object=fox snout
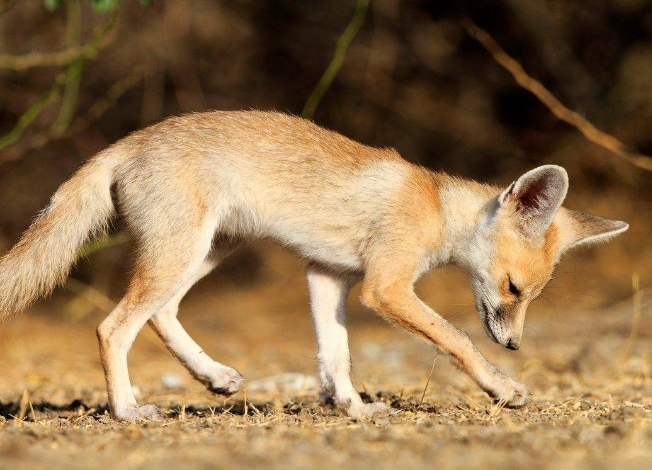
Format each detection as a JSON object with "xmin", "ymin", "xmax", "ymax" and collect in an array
[{"xmin": 479, "ymin": 301, "xmax": 522, "ymax": 351}]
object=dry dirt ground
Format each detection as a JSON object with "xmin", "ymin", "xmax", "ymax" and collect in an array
[{"xmin": 1, "ymin": 244, "xmax": 651, "ymax": 470}]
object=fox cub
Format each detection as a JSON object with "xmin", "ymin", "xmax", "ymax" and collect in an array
[{"xmin": 0, "ymin": 111, "xmax": 627, "ymax": 420}]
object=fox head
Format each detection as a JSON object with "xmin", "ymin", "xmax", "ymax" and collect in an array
[{"xmin": 466, "ymin": 165, "xmax": 628, "ymax": 350}]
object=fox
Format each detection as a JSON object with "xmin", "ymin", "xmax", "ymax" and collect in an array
[{"xmin": 0, "ymin": 110, "xmax": 628, "ymax": 420}]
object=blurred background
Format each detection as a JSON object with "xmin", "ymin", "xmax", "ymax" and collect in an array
[
  {"xmin": 2, "ymin": 1, "xmax": 652, "ymax": 468},
  {"xmin": 1, "ymin": 0, "xmax": 650, "ymax": 317},
  {"xmin": 0, "ymin": 0, "xmax": 651, "ymax": 355}
]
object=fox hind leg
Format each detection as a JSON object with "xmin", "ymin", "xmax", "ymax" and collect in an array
[
  {"xmin": 148, "ymin": 245, "xmax": 243, "ymax": 396},
  {"xmin": 96, "ymin": 225, "xmax": 216, "ymax": 421}
]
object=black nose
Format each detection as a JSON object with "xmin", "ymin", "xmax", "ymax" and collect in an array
[{"xmin": 506, "ymin": 340, "xmax": 519, "ymax": 350}]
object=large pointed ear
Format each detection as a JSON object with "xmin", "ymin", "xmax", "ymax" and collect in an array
[
  {"xmin": 558, "ymin": 208, "xmax": 629, "ymax": 250},
  {"xmin": 498, "ymin": 165, "xmax": 569, "ymax": 239}
]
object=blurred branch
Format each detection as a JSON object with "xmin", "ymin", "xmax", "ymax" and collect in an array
[
  {"xmin": 80, "ymin": 231, "xmax": 131, "ymax": 257},
  {"xmin": 64, "ymin": 277, "xmax": 116, "ymax": 313},
  {"xmin": 0, "ymin": 73, "xmax": 67, "ymax": 150},
  {"xmin": 0, "ymin": 0, "xmax": 18, "ymax": 16},
  {"xmin": 73, "ymin": 0, "xmax": 369, "ymax": 256},
  {"xmin": 0, "ymin": 46, "xmax": 85, "ymax": 70},
  {"xmin": 461, "ymin": 18, "xmax": 652, "ymax": 173},
  {"xmin": 6, "ymin": 0, "xmax": 363, "ymax": 259},
  {"xmin": 0, "ymin": 6, "xmax": 120, "ymax": 152},
  {"xmin": 68, "ymin": 63, "xmax": 149, "ymax": 135},
  {"xmin": 503, "ymin": 0, "xmax": 597, "ymax": 110},
  {"xmin": 0, "ymin": 63, "xmax": 149, "ymax": 163},
  {"xmin": 0, "ymin": 6, "xmax": 118, "ymax": 71},
  {"xmin": 301, "ymin": 0, "xmax": 369, "ymax": 118},
  {"xmin": 140, "ymin": 64, "xmax": 164, "ymax": 125},
  {"xmin": 52, "ymin": 0, "xmax": 83, "ymax": 135}
]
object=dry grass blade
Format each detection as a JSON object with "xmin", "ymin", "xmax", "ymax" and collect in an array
[
  {"xmin": 419, "ymin": 356, "xmax": 437, "ymax": 408},
  {"xmin": 461, "ymin": 394, "xmax": 482, "ymax": 412},
  {"xmin": 461, "ymin": 18, "xmax": 652, "ymax": 173},
  {"xmin": 180, "ymin": 400, "xmax": 187, "ymax": 421},
  {"xmin": 488, "ymin": 398, "xmax": 508, "ymax": 418},
  {"xmin": 17, "ymin": 389, "xmax": 29, "ymax": 422},
  {"xmin": 249, "ymin": 401, "xmax": 261, "ymax": 416},
  {"xmin": 29, "ymin": 401, "xmax": 37, "ymax": 424}
]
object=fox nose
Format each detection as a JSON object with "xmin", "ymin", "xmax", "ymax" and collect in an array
[{"xmin": 506, "ymin": 339, "xmax": 519, "ymax": 350}]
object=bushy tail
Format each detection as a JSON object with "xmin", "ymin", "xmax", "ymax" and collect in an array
[{"xmin": 0, "ymin": 151, "xmax": 118, "ymax": 318}]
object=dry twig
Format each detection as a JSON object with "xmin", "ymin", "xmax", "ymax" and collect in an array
[
  {"xmin": 461, "ymin": 18, "xmax": 652, "ymax": 173},
  {"xmin": 419, "ymin": 357, "xmax": 437, "ymax": 408}
]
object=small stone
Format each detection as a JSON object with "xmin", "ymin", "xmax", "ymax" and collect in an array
[
  {"xmin": 161, "ymin": 373, "xmax": 185, "ymax": 390},
  {"xmin": 248, "ymin": 373, "xmax": 319, "ymax": 393}
]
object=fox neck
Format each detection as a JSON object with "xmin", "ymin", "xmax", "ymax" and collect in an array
[{"xmin": 435, "ymin": 175, "xmax": 499, "ymax": 272}]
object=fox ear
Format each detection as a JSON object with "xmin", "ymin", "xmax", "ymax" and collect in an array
[
  {"xmin": 558, "ymin": 208, "xmax": 629, "ymax": 250},
  {"xmin": 498, "ymin": 165, "xmax": 569, "ymax": 239}
]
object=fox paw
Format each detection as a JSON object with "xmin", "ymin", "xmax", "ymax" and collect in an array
[
  {"xmin": 204, "ymin": 366, "xmax": 243, "ymax": 396},
  {"xmin": 486, "ymin": 375, "xmax": 531, "ymax": 408},
  {"xmin": 345, "ymin": 400, "xmax": 393, "ymax": 420},
  {"xmin": 113, "ymin": 404, "xmax": 165, "ymax": 421}
]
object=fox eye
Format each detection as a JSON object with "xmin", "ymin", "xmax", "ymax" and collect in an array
[{"xmin": 508, "ymin": 277, "xmax": 521, "ymax": 297}]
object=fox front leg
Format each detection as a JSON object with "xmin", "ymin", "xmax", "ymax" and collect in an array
[
  {"xmin": 306, "ymin": 264, "xmax": 391, "ymax": 419},
  {"xmin": 361, "ymin": 260, "xmax": 531, "ymax": 407}
]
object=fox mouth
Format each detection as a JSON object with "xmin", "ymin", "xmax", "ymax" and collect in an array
[{"xmin": 480, "ymin": 300, "xmax": 500, "ymax": 344}]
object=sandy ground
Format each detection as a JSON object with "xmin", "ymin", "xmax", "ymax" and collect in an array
[{"xmin": 1, "ymin": 244, "xmax": 651, "ymax": 470}]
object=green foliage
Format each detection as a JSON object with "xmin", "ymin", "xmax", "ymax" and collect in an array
[
  {"xmin": 301, "ymin": 0, "xmax": 369, "ymax": 118},
  {"xmin": 44, "ymin": 0, "xmax": 151, "ymax": 12},
  {"xmin": 44, "ymin": 0, "xmax": 59, "ymax": 11},
  {"xmin": 89, "ymin": 0, "xmax": 119, "ymax": 11}
]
